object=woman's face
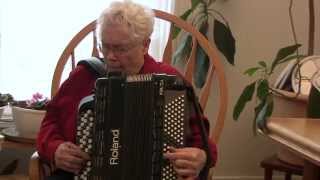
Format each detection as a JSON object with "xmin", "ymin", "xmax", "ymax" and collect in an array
[{"xmin": 99, "ymin": 24, "xmax": 150, "ymax": 74}]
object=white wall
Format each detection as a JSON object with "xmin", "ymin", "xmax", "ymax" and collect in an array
[
  {"xmin": 176, "ymin": 0, "xmax": 320, "ymax": 179},
  {"xmin": 0, "ymin": 0, "xmax": 173, "ymax": 100}
]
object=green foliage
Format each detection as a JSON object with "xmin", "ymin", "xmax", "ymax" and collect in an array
[
  {"xmin": 173, "ymin": 35, "xmax": 193, "ymax": 65},
  {"xmin": 214, "ymin": 19, "xmax": 235, "ymax": 65},
  {"xmin": 194, "ymin": 21, "xmax": 210, "ymax": 88},
  {"xmin": 233, "ymin": 82, "xmax": 256, "ymax": 121},
  {"xmin": 0, "ymin": 93, "xmax": 14, "ymax": 107},
  {"xmin": 233, "ymin": 44, "xmax": 303, "ymax": 131},
  {"xmin": 270, "ymin": 44, "xmax": 302, "ymax": 73},
  {"xmin": 194, "ymin": 45, "xmax": 210, "ymax": 88},
  {"xmin": 172, "ymin": 0, "xmax": 236, "ymax": 88}
]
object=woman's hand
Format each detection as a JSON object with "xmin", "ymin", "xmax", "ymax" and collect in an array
[
  {"xmin": 164, "ymin": 147, "xmax": 206, "ymax": 179},
  {"xmin": 54, "ymin": 142, "xmax": 90, "ymax": 174}
]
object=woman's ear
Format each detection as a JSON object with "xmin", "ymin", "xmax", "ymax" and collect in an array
[{"xmin": 143, "ymin": 38, "xmax": 151, "ymax": 54}]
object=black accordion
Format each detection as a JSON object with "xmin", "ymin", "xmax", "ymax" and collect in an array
[{"xmin": 75, "ymin": 73, "xmax": 191, "ymax": 180}]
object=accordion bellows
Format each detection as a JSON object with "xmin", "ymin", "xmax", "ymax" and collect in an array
[{"xmin": 75, "ymin": 73, "xmax": 190, "ymax": 180}]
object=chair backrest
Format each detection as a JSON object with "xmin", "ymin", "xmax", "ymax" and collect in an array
[{"xmin": 52, "ymin": 9, "xmax": 227, "ymax": 149}]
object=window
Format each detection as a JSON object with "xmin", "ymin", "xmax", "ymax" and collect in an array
[{"xmin": 0, "ymin": 0, "xmax": 174, "ymax": 99}]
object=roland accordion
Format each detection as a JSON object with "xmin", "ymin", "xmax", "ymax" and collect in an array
[{"xmin": 75, "ymin": 73, "xmax": 191, "ymax": 180}]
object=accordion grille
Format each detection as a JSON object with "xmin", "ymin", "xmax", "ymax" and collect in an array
[
  {"xmin": 75, "ymin": 74, "xmax": 188, "ymax": 180},
  {"xmin": 162, "ymin": 94, "xmax": 185, "ymax": 179}
]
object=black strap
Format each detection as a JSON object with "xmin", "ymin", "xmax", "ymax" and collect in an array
[
  {"xmin": 185, "ymin": 85, "xmax": 212, "ymax": 180},
  {"xmin": 77, "ymin": 57, "xmax": 106, "ymax": 78}
]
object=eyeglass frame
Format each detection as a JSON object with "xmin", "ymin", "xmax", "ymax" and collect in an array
[{"xmin": 99, "ymin": 40, "xmax": 143, "ymax": 56}]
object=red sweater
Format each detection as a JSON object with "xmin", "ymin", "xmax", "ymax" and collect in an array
[{"xmin": 37, "ymin": 54, "xmax": 217, "ymax": 167}]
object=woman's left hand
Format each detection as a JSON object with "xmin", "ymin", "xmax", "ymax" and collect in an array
[{"xmin": 163, "ymin": 147, "xmax": 206, "ymax": 179}]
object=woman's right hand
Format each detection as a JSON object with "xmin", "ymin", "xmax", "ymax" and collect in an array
[{"xmin": 54, "ymin": 142, "xmax": 90, "ymax": 174}]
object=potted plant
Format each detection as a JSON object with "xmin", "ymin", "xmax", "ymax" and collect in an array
[
  {"xmin": 11, "ymin": 93, "xmax": 49, "ymax": 139},
  {"xmin": 233, "ymin": 0, "xmax": 317, "ymax": 131},
  {"xmin": 233, "ymin": 44, "xmax": 304, "ymax": 131},
  {"xmin": 0, "ymin": 93, "xmax": 14, "ymax": 118},
  {"xmin": 233, "ymin": 0, "xmax": 318, "ymax": 166}
]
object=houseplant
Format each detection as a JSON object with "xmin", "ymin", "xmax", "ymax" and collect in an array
[
  {"xmin": 0, "ymin": 93, "xmax": 14, "ymax": 118},
  {"xmin": 233, "ymin": 0, "xmax": 317, "ymax": 132},
  {"xmin": 233, "ymin": 44, "xmax": 304, "ymax": 131},
  {"xmin": 233, "ymin": 0, "xmax": 318, "ymax": 166},
  {"xmin": 12, "ymin": 93, "xmax": 49, "ymax": 139}
]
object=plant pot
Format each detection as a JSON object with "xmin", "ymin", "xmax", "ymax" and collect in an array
[
  {"xmin": 307, "ymin": 77, "xmax": 320, "ymax": 118},
  {"xmin": 12, "ymin": 106, "xmax": 45, "ymax": 139},
  {"xmin": 273, "ymin": 89, "xmax": 308, "ymax": 118}
]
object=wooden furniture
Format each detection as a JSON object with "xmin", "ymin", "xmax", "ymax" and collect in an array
[
  {"xmin": 29, "ymin": 9, "xmax": 228, "ymax": 180},
  {"xmin": 0, "ymin": 131, "xmax": 35, "ymax": 180},
  {"xmin": 260, "ymin": 155, "xmax": 303, "ymax": 180},
  {"xmin": 265, "ymin": 117, "xmax": 320, "ymax": 180},
  {"xmin": 0, "ymin": 128, "xmax": 35, "ymax": 149},
  {"xmin": 260, "ymin": 90, "xmax": 308, "ymax": 180}
]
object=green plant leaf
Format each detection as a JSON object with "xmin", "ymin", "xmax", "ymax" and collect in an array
[
  {"xmin": 194, "ymin": 21, "xmax": 209, "ymax": 88},
  {"xmin": 194, "ymin": 46, "xmax": 210, "ymax": 88},
  {"xmin": 244, "ymin": 67, "xmax": 260, "ymax": 76},
  {"xmin": 172, "ymin": 9, "xmax": 193, "ymax": 39},
  {"xmin": 257, "ymin": 80, "xmax": 269, "ymax": 100},
  {"xmin": 208, "ymin": 0, "xmax": 217, "ymax": 6},
  {"xmin": 277, "ymin": 54, "xmax": 305, "ymax": 65},
  {"xmin": 271, "ymin": 44, "xmax": 301, "ymax": 72},
  {"xmin": 233, "ymin": 82, "xmax": 256, "ymax": 121},
  {"xmin": 191, "ymin": 0, "xmax": 201, "ymax": 10},
  {"xmin": 214, "ymin": 19, "xmax": 236, "ymax": 65},
  {"xmin": 258, "ymin": 61, "xmax": 267, "ymax": 68},
  {"xmin": 172, "ymin": 26, "xmax": 181, "ymax": 40},
  {"xmin": 173, "ymin": 34, "xmax": 193, "ymax": 65},
  {"xmin": 180, "ymin": 9, "xmax": 193, "ymax": 21},
  {"xmin": 199, "ymin": 19, "xmax": 209, "ymax": 36},
  {"xmin": 0, "ymin": 159, "xmax": 18, "ymax": 175},
  {"xmin": 255, "ymin": 96, "xmax": 273, "ymax": 130}
]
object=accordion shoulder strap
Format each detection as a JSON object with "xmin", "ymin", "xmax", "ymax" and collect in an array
[
  {"xmin": 185, "ymin": 85, "xmax": 211, "ymax": 180},
  {"xmin": 77, "ymin": 57, "xmax": 106, "ymax": 78}
]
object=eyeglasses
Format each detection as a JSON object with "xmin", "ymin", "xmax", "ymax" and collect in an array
[{"xmin": 99, "ymin": 41, "xmax": 140, "ymax": 56}]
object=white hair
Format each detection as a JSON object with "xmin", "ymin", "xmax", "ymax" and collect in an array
[{"xmin": 97, "ymin": 0, "xmax": 155, "ymax": 42}]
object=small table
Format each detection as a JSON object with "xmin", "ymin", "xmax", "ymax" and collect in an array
[
  {"xmin": 266, "ymin": 117, "xmax": 320, "ymax": 180},
  {"xmin": 0, "ymin": 127, "xmax": 36, "ymax": 150}
]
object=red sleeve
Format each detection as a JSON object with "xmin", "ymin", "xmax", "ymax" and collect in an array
[
  {"xmin": 187, "ymin": 115, "xmax": 218, "ymax": 167},
  {"xmin": 36, "ymin": 65, "xmax": 95, "ymax": 163}
]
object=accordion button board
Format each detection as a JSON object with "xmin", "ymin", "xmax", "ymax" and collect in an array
[{"xmin": 75, "ymin": 74, "xmax": 190, "ymax": 180}]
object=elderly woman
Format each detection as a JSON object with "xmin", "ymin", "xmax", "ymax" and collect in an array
[{"xmin": 37, "ymin": 1, "xmax": 217, "ymax": 180}]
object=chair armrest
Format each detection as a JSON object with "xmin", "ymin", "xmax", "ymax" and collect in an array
[
  {"xmin": 29, "ymin": 151, "xmax": 55, "ymax": 180},
  {"xmin": 208, "ymin": 167, "xmax": 214, "ymax": 180},
  {"xmin": 29, "ymin": 152, "xmax": 42, "ymax": 180}
]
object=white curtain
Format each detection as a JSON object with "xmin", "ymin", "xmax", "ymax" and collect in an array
[{"xmin": 0, "ymin": 0, "xmax": 174, "ymax": 100}]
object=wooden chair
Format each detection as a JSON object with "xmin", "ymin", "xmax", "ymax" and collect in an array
[
  {"xmin": 29, "ymin": 9, "xmax": 228, "ymax": 180},
  {"xmin": 260, "ymin": 155, "xmax": 303, "ymax": 180}
]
